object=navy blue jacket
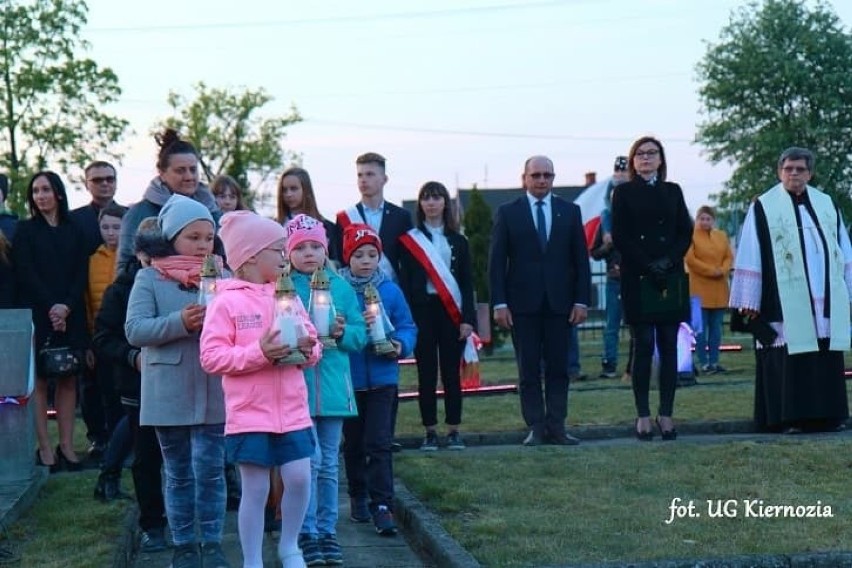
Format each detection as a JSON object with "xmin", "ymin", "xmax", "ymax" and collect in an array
[{"xmin": 348, "ymin": 280, "xmax": 417, "ymax": 391}]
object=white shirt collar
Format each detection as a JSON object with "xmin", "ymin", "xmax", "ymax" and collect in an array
[
  {"xmin": 362, "ymin": 200, "xmax": 385, "ymax": 214},
  {"xmin": 526, "ymin": 191, "xmax": 551, "ymax": 207}
]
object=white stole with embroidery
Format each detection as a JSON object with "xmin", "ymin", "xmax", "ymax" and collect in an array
[{"xmin": 737, "ymin": 184, "xmax": 851, "ymax": 353}]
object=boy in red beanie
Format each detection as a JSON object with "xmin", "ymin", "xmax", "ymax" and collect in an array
[{"xmin": 337, "ymin": 223, "xmax": 417, "ymax": 536}]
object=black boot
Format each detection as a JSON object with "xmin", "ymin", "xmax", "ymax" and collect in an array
[{"xmin": 94, "ymin": 471, "xmax": 131, "ymax": 502}]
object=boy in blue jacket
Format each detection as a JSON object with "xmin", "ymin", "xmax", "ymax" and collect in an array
[{"xmin": 339, "ymin": 223, "xmax": 417, "ymax": 537}]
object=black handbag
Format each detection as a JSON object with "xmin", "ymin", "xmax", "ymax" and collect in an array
[
  {"xmin": 37, "ymin": 333, "xmax": 82, "ymax": 379},
  {"xmin": 638, "ymin": 272, "xmax": 689, "ymax": 317}
]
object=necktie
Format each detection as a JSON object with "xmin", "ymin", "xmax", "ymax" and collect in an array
[{"xmin": 535, "ymin": 200, "xmax": 547, "ymax": 249}]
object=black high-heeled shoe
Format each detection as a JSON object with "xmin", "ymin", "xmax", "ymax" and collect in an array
[
  {"xmin": 56, "ymin": 444, "xmax": 82, "ymax": 472},
  {"xmin": 35, "ymin": 448, "xmax": 59, "ymax": 474},
  {"xmin": 656, "ymin": 417, "xmax": 678, "ymax": 441},
  {"xmin": 635, "ymin": 418, "xmax": 654, "ymax": 441}
]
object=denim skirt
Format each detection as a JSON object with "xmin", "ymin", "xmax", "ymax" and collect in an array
[{"xmin": 226, "ymin": 427, "xmax": 315, "ymax": 467}]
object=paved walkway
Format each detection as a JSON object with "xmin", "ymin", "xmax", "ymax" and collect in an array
[{"xmin": 132, "ymin": 487, "xmax": 432, "ymax": 568}]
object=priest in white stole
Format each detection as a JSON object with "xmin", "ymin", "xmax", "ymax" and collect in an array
[{"xmin": 730, "ymin": 147, "xmax": 852, "ymax": 434}]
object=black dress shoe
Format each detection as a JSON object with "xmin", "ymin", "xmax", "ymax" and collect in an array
[
  {"xmin": 522, "ymin": 430, "xmax": 544, "ymax": 446},
  {"xmin": 655, "ymin": 418, "xmax": 677, "ymax": 441},
  {"xmin": 56, "ymin": 445, "xmax": 83, "ymax": 472},
  {"xmin": 546, "ymin": 432, "xmax": 580, "ymax": 446},
  {"xmin": 35, "ymin": 448, "xmax": 59, "ymax": 474}
]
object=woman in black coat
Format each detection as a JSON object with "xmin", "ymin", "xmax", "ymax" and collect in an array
[
  {"xmin": 611, "ymin": 137, "xmax": 693, "ymax": 441},
  {"xmin": 13, "ymin": 171, "xmax": 88, "ymax": 470},
  {"xmin": 399, "ymin": 181, "xmax": 476, "ymax": 451}
]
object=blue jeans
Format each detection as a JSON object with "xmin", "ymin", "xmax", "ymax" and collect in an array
[
  {"xmin": 567, "ymin": 324, "xmax": 581, "ymax": 376},
  {"xmin": 601, "ymin": 279, "xmax": 622, "ymax": 370},
  {"xmin": 343, "ymin": 386, "xmax": 396, "ymax": 511},
  {"xmin": 156, "ymin": 423, "xmax": 226, "ymax": 546},
  {"xmin": 302, "ymin": 418, "xmax": 343, "ymax": 536},
  {"xmin": 696, "ymin": 308, "xmax": 724, "ymax": 366}
]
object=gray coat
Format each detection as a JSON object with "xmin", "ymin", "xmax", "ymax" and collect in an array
[{"xmin": 125, "ymin": 267, "xmax": 225, "ymax": 427}]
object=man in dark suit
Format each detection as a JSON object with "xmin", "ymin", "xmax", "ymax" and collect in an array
[
  {"xmin": 336, "ymin": 152, "xmax": 413, "ymax": 282},
  {"xmin": 489, "ymin": 155, "xmax": 591, "ymax": 446}
]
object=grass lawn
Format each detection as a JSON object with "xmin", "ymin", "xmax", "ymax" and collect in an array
[
  {"xmin": 395, "ymin": 438, "xmax": 852, "ymax": 566},
  {"xmin": 2, "ymin": 470, "xmax": 129, "ymax": 567}
]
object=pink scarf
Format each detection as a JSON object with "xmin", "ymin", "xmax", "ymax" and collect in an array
[{"xmin": 151, "ymin": 255, "xmax": 206, "ymax": 288}]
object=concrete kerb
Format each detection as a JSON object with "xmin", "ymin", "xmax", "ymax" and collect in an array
[
  {"xmin": 551, "ymin": 551, "xmax": 852, "ymax": 568},
  {"xmin": 111, "ymin": 506, "xmax": 138, "ymax": 568},
  {"xmin": 393, "ymin": 419, "xmax": 759, "ymax": 449},
  {"xmin": 0, "ymin": 468, "xmax": 48, "ymax": 530},
  {"xmin": 394, "ymin": 481, "xmax": 481, "ymax": 568}
]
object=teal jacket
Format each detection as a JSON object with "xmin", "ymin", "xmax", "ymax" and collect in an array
[{"xmin": 292, "ymin": 269, "xmax": 367, "ymax": 417}]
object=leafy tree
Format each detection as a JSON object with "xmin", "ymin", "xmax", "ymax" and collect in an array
[
  {"xmin": 158, "ymin": 82, "xmax": 302, "ymax": 209},
  {"xmin": 696, "ymin": 0, "xmax": 852, "ymax": 220},
  {"xmin": 462, "ymin": 186, "xmax": 507, "ymax": 350},
  {"xmin": 0, "ymin": 0, "xmax": 129, "ymax": 213},
  {"xmin": 462, "ymin": 185, "xmax": 492, "ymax": 304}
]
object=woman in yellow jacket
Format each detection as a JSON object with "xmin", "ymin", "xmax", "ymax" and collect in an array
[{"xmin": 685, "ymin": 206, "xmax": 733, "ymax": 374}]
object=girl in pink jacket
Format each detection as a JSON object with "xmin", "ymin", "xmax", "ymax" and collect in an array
[{"xmin": 200, "ymin": 211, "xmax": 320, "ymax": 568}]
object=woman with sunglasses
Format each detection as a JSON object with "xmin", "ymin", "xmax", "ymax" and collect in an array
[{"xmin": 611, "ymin": 136, "xmax": 693, "ymax": 441}]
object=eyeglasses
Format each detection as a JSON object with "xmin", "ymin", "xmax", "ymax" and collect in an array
[
  {"xmin": 782, "ymin": 166, "xmax": 808, "ymax": 173},
  {"xmin": 634, "ymin": 150, "xmax": 660, "ymax": 159},
  {"xmin": 263, "ymin": 247, "xmax": 286, "ymax": 256},
  {"xmin": 528, "ymin": 172, "xmax": 555, "ymax": 180},
  {"xmin": 87, "ymin": 176, "xmax": 116, "ymax": 184}
]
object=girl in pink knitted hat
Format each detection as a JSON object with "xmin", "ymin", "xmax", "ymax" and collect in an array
[{"xmin": 284, "ymin": 213, "xmax": 367, "ymax": 566}]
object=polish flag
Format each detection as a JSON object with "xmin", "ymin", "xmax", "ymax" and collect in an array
[{"xmin": 573, "ymin": 177, "xmax": 612, "ymax": 253}]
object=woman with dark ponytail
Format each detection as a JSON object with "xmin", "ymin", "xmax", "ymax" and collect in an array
[{"xmin": 117, "ymin": 128, "xmax": 221, "ymax": 271}]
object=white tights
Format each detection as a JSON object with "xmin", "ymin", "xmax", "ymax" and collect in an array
[{"xmin": 238, "ymin": 459, "xmax": 311, "ymax": 568}]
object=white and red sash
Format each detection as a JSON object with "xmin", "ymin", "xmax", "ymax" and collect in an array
[
  {"xmin": 337, "ymin": 204, "xmax": 399, "ymax": 281},
  {"xmin": 399, "ymin": 228, "xmax": 463, "ymax": 327},
  {"xmin": 336, "ymin": 205, "xmax": 363, "ymax": 229}
]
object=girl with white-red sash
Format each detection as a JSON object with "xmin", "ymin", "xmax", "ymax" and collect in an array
[{"xmin": 399, "ymin": 181, "xmax": 476, "ymax": 451}]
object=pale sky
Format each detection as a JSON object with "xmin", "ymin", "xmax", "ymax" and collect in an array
[{"xmin": 66, "ymin": 0, "xmax": 852, "ymax": 219}]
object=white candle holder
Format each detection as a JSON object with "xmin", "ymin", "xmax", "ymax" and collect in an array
[
  {"xmin": 363, "ymin": 282, "xmax": 397, "ymax": 356},
  {"xmin": 274, "ymin": 271, "xmax": 307, "ymax": 365},
  {"xmin": 308, "ymin": 267, "xmax": 338, "ymax": 349},
  {"xmin": 198, "ymin": 254, "xmax": 219, "ymax": 305}
]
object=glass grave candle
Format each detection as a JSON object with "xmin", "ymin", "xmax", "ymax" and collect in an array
[
  {"xmin": 197, "ymin": 254, "xmax": 219, "ymax": 305},
  {"xmin": 274, "ymin": 271, "xmax": 307, "ymax": 365},
  {"xmin": 363, "ymin": 282, "xmax": 397, "ymax": 356},
  {"xmin": 308, "ymin": 267, "xmax": 338, "ymax": 349}
]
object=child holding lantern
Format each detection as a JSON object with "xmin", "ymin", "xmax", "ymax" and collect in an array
[
  {"xmin": 200, "ymin": 210, "xmax": 320, "ymax": 568},
  {"xmin": 283, "ymin": 213, "xmax": 368, "ymax": 566},
  {"xmin": 338, "ymin": 223, "xmax": 417, "ymax": 536}
]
